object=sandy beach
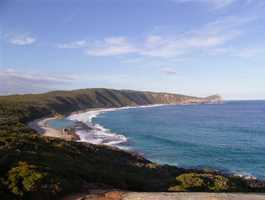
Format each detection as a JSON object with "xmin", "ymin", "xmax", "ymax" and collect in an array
[
  {"xmin": 27, "ymin": 107, "xmax": 107, "ymax": 142},
  {"xmin": 28, "ymin": 105, "xmax": 164, "ymax": 143},
  {"xmin": 28, "ymin": 116, "xmax": 80, "ymax": 141}
]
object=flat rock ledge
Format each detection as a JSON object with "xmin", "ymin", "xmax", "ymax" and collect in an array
[{"xmin": 63, "ymin": 191, "xmax": 265, "ymax": 200}]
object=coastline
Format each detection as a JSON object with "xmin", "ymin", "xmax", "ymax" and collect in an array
[
  {"xmin": 67, "ymin": 104, "xmax": 171, "ymax": 146},
  {"xmin": 65, "ymin": 103, "xmax": 262, "ymax": 181},
  {"xmin": 28, "ymin": 103, "xmax": 261, "ymax": 180},
  {"xmin": 28, "ymin": 104, "xmax": 168, "ymax": 144},
  {"xmin": 12, "ymin": 101, "xmax": 265, "ymax": 197},
  {"xmin": 28, "ymin": 116, "xmax": 80, "ymax": 141}
]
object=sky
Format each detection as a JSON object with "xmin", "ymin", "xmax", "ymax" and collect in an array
[{"xmin": 1, "ymin": 0, "xmax": 265, "ymax": 99}]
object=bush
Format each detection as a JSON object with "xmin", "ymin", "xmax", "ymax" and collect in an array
[
  {"xmin": 168, "ymin": 173, "xmax": 230, "ymax": 192},
  {"xmin": 7, "ymin": 161, "xmax": 47, "ymax": 197}
]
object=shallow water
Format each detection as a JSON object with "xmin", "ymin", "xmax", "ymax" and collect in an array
[
  {"xmin": 47, "ymin": 119, "xmax": 75, "ymax": 129},
  {"xmin": 93, "ymin": 101, "xmax": 265, "ymax": 179}
]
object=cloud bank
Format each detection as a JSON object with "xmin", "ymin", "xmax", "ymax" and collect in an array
[
  {"xmin": 69, "ymin": 15, "xmax": 254, "ymax": 59},
  {"xmin": 161, "ymin": 67, "xmax": 178, "ymax": 75},
  {"xmin": 0, "ymin": 69, "xmax": 77, "ymax": 95},
  {"xmin": 175, "ymin": 0, "xmax": 237, "ymax": 9}
]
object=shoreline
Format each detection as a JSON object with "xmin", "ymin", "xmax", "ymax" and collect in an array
[
  {"xmin": 28, "ymin": 116, "xmax": 80, "ymax": 141},
  {"xmin": 27, "ymin": 103, "xmax": 262, "ymax": 182},
  {"xmin": 67, "ymin": 104, "xmax": 169, "ymax": 146},
  {"xmin": 28, "ymin": 102, "xmax": 222, "ymax": 142},
  {"xmin": 27, "ymin": 104, "xmax": 168, "ymax": 143},
  {"xmin": 66, "ymin": 103, "xmax": 260, "ymax": 181}
]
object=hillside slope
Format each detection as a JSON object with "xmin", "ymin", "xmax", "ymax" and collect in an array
[{"xmin": 0, "ymin": 88, "xmax": 220, "ymax": 123}]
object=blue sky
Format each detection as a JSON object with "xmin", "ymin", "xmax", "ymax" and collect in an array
[{"xmin": 1, "ymin": 0, "xmax": 265, "ymax": 99}]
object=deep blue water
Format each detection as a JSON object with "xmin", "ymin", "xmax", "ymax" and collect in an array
[{"xmin": 93, "ymin": 101, "xmax": 265, "ymax": 179}]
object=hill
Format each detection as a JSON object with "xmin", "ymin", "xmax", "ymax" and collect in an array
[{"xmin": 0, "ymin": 88, "xmax": 215, "ymax": 122}]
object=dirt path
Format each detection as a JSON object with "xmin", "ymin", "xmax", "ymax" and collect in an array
[
  {"xmin": 123, "ymin": 192, "xmax": 265, "ymax": 200},
  {"xmin": 63, "ymin": 191, "xmax": 265, "ymax": 200}
]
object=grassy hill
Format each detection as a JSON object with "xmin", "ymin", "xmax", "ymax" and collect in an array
[
  {"xmin": 0, "ymin": 88, "xmax": 211, "ymax": 122},
  {"xmin": 0, "ymin": 88, "xmax": 263, "ymax": 200}
]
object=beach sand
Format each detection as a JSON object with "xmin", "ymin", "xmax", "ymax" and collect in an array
[
  {"xmin": 27, "ymin": 107, "xmax": 110, "ymax": 142},
  {"xmin": 28, "ymin": 117, "xmax": 80, "ymax": 141},
  {"xmin": 28, "ymin": 105, "xmax": 166, "ymax": 144}
]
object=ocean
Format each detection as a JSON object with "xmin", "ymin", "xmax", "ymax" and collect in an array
[{"xmin": 52, "ymin": 101, "xmax": 265, "ymax": 179}]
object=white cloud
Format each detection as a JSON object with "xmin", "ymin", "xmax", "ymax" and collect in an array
[
  {"xmin": 175, "ymin": 0, "xmax": 236, "ymax": 9},
  {"xmin": 0, "ymin": 68, "xmax": 78, "ymax": 83},
  {"xmin": 161, "ymin": 67, "xmax": 177, "ymax": 75},
  {"xmin": 138, "ymin": 30, "xmax": 239, "ymax": 58},
  {"xmin": 0, "ymin": 68, "xmax": 136, "ymax": 95},
  {"xmin": 86, "ymin": 37, "xmax": 137, "ymax": 56},
  {"xmin": 236, "ymin": 48, "xmax": 265, "ymax": 58},
  {"xmin": 120, "ymin": 57, "xmax": 144, "ymax": 64},
  {"xmin": 84, "ymin": 30, "xmax": 237, "ymax": 58},
  {"xmin": 8, "ymin": 34, "xmax": 36, "ymax": 45},
  {"xmin": 59, "ymin": 15, "xmax": 256, "ymax": 59},
  {"xmin": 211, "ymin": 47, "xmax": 265, "ymax": 58},
  {"xmin": 0, "ymin": 68, "xmax": 80, "ymax": 95},
  {"xmin": 57, "ymin": 40, "xmax": 88, "ymax": 48},
  {"xmin": 174, "ymin": 0, "xmax": 265, "ymax": 10}
]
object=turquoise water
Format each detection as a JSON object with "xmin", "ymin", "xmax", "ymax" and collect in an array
[
  {"xmin": 47, "ymin": 119, "xmax": 75, "ymax": 129},
  {"xmin": 93, "ymin": 101, "xmax": 265, "ymax": 179}
]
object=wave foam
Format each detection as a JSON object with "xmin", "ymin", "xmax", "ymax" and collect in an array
[
  {"xmin": 233, "ymin": 171, "xmax": 257, "ymax": 180},
  {"xmin": 67, "ymin": 104, "xmax": 165, "ymax": 147}
]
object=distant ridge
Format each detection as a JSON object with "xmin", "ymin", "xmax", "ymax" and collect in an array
[
  {"xmin": 204, "ymin": 94, "xmax": 223, "ymax": 103},
  {"xmin": 0, "ymin": 88, "xmax": 222, "ymax": 123}
]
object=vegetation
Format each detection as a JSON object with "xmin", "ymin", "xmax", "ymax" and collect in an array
[
  {"xmin": 169, "ymin": 173, "xmax": 230, "ymax": 192},
  {"xmin": 0, "ymin": 132, "xmax": 178, "ymax": 199},
  {"xmin": 7, "ymin": 161, "xmax": 47, "ymax": 197},
  {"xmin": 0, "ymin": 88, "xmax": 206, "ymax": 123},
  {"xmin": 0, "ymin": 89, "xmax": 263, "ymax": 199}
]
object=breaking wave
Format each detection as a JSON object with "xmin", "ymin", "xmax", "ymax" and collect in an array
[{"xmin": 67, "ymin": 104, "xmax": 165, "ymax": 148}]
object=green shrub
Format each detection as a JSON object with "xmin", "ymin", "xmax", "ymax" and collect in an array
[
  {"xmin": 7, "ymin": 161, "xmax": 47, "ymax": 196},
  {"xmin": 168, "ymin": 173, "xmax": 230, "ymax": 192}
]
